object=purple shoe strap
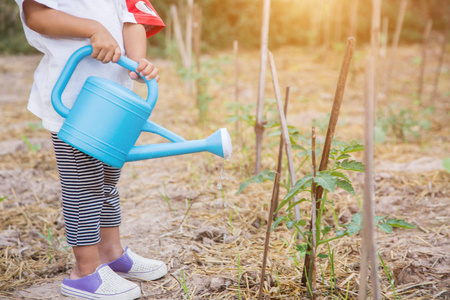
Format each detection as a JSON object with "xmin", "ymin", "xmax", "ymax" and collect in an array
[
  {"xmin": 108, "ymin": 246, "xmax": 133, "ymax": 273},
  {"xmin": 62, "ymin": 264, "xmax": 106, "ymax": 293}
]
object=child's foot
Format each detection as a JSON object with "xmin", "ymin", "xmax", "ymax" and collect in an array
[
  {"xmin": 61, "ymin": 264, "xmax": 140, "ymax": 300},
  {"xmin": 108, "ymin": 246, "xmax": 168, "ymax": 281}
]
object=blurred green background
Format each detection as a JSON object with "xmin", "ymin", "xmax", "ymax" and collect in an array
[{"xmin": 1, "ymin": 0, "xmax": 448, "ymax": 55}]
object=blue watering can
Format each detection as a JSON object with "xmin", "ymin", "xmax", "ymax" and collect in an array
[{"xmin": 51, "ymin": 45, "xmax": 232, "ymax": 169}]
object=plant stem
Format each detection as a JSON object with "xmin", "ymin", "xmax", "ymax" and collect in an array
[{"xmin": 258, "ymin": 172, "xmax": 280, "ymax": 300}]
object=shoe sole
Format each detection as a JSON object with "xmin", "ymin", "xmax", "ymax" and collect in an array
[
  {"xmin": 117, "ymin": 263, "xmax": 168, "ymax": 281},
  {"xmin": 61, "ymin": 283, "xmax": 141, "ymax": 300}
]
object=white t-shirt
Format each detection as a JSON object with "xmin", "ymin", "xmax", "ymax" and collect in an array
[{"xmin": 16, "ymin": 0, "xmax": 136, "ymax": 132}]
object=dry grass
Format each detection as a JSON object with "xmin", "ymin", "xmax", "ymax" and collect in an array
[{"xmin": 0, "ymin": 44, "xmax": 449, "ymax": 299}]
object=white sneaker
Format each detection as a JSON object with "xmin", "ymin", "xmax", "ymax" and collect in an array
[
  {"xmin": 108, "ymin": 246, "xmax": 168, "ymax": 281},
  {"xmin": 61, "ymin": 264, "xmax": 141, "ymax": 300}
]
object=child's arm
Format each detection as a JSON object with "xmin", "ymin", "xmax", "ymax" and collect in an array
[
  {"xmin": 123, "ymin": 23, "xmax": 159, "ymax": 81},
  {"xmin": 22, "ymin": 0, "xmax": 121, "ymax": 63}
]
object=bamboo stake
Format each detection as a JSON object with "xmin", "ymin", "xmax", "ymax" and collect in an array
[
  {"xmin": 258, "ymin": 172, "xmax": 280, "ymax": 300},
  {"xmin": 186, "ymin": 0, "xmax": 194, "ymax": 94},
  {"xmin": 418, "ymin": 19, "xmax": 432, "ymax": 100},
  {"xmin": 348, "ymin": 0, "xmax": 359, "ymax": 39},
  {"xmin": 380, "ymin": 17, "xmax": 389, "ymax": 58},
  {"xmin": 170, "ymin": 5, "xmax": 188, "ymax": 68},
  {"xmin": 234, "ymin": 40, "xmax": 240, "ymax": 141},
  {"xmin": 308, "ymin": 127, "xmax": 317, "ymax": 300},
  {"xmin": 254, "ymin": 0, "xmax": 271, "ymax": 174},
  {"xmin": 302, "ymin": 36, "xmax": 356, "ymax": 285},
  {"xmin": 359, "ymin": 0, "xmax": 381, "ymax": 298},
  {"xmin": 430, "ymin": 29, "xmax": 448, "ymax": 103},
  {"xmin": 193, "ymin": 4, "xmax": 202, "ymax": 74},
  {"xmin": 165, "ymin": 12, "xmax": 172, "ymax": 49},
  {"xmin": 193, "ymin": 4, "xmax": 202, "ymax": 114},
  {"xmin": 273, "ymin": 86, "xmax": 290, "ymax": 220},
  {"xmin": 384, "ymin": 0, "xmax": 408, "ymax": 98},
  {"xmin": 268, "ymin": 52, "xmax": 301, "ymax": 222}
]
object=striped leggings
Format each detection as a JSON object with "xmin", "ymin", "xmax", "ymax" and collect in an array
[{"xmin": 51, "ymin": 133, "xmax": 122, "ymax": 246}]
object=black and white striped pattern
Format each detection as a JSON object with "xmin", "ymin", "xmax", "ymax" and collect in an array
[{"xmin": 51, "ymin": 133, "xmax": 122, "ymax": 246}]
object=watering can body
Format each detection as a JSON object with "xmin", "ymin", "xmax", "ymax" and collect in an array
[{"xmin": 52, "ymin": 45, "xmax": 232, "ymax": 168}]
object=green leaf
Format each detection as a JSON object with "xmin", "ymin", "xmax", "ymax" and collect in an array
[
  {"xmin": 236, "ymin": 170, "xmax": 276, "ymax": 195},
  {"xmin": 271, "ymin": 216, "xmax": 286, "ymax": 232},
  {"xmin": 375, "ymin": 215, "xmax": 386, "ymax": 224},
  {"xmin": 341, "ymin": 144, "xmax": 364, "ymax": 154},
  {"xmin": 321, "ymin": 226, "xmax": 332, "ymax": 237},
  {"xmin": 281, "ymin": 174, "xmax": 313, "ymax": 204},
  {"xmin": 443, "ymin": 158, "xmax": 450, "ymax": 173},
  {"xmin": 295, "ymin": 243, "xmax": 308, "ymax": 255},
  {"xmin": 286, "ymin": 219, "xmax": 307, "ymax": 229},
  {"xmin": 336, "ymin": 230, "xmax": 346, "ymax": 237},
  {"xmin": 339, "ymin": 159, "xmax": 365, "ymax": 172},
  {"xmin": 343, "ymin": 223, "xmax": 361, "ymax": 236},
  {"xmin": 377, "ymin": 222, "xmax": 393, "ymax": 233},
  {"xmin": 351, "ymin": 213, "xmax": 363, "ymax": 226},
  {"xmin": 386, "ymin": 218, "xmax": 415, "ymax": 229},
  {"xmin": 336, "ymin": 179, "xmax": 355, "ymax": 195},
  {"xmin": 331, "ymin": 171, "xmax": 351, "ymax": 183},
  {"xmin": 317, "ymin": 253, "xmax": 329, "ymax": 259},
  {"xmin": 336, "ymin": 154, "xmax": 351, "ymax": 161},
  {"xmin": 0, "ymin": 196, "xmax": 7, "ymax": 202},
  {"xmin": 315, "ymin": 171, "xmax": 336, "ymax": 192}
]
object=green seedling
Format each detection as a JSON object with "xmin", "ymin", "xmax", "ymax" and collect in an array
[
  {"xmin": 179, "ymin": 270, "xmax": 190, "ymax": 300},
  {"xmin": 27, "ymin": 122, "xmax": 43, "ymax": 131},
  {"xmin": 376, "ymin": 103, "xmax": 435, "ymax": 143},
  {"xmin": 38, "ymin": 226, "xmax": 53, "ymax": 262},
  {"xmin": 379, "ymin": 252, "xmax": 399, "ymax": 299},
  {"xmin": 0, "ymin": 196, "xmax": 7, "ymax": 203},
  {"xmin": 158, "ymin": 181, "xmax": 174, "ymax": 211},
  {"xmin": 270, "ymin": 139, "xmax": 414, "ymax": 296},
  {"xmin": 236, "ymin": 169, "xmax": 276, "ymax": 195},
  {"xmin": 21, "ymin": 135, "xmax": 41, "ymax": 154},
  {"xmin": 443, "ymin": 158, "xmax": 450, "ymax": 173}
]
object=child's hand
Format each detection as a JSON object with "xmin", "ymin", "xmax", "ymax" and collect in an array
[
  {"xmin": 129, "ymin": 58, "xmax": 160, "ymax": 83},
  {"xmin": 89, "ymin": 24, "xmax": 121, "ymax": 64}
]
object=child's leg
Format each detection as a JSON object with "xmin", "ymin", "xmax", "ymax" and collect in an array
[
  {"xmin": 98, "ymin": 164, "xmax": 124, "ymax": 262},
  {"xmin": 51, "ymin": 133, "xmax": 107, "ymax": 278}
]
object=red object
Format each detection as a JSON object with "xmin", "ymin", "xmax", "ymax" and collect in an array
[{"xmin": 126, "ymin": 0, "xmax": 165, "ymax": 37}]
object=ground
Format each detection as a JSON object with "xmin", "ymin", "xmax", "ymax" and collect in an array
[{"xmin": 0, "ymin": 44, "xmax": 449, "ymax": 299}]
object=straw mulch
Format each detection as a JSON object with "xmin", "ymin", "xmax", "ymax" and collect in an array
[{"xmin": 1, "ymin": 45, "xmax": 449, "ymax": 299}]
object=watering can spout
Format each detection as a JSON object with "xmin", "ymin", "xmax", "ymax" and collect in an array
[{"xmin": 126, "ymin": 128, "xmax": 232, "ymax": 163}]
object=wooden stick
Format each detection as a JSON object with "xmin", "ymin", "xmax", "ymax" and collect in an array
[
  {"xmin": 359, "ymin": 0, "xmax": 381, "ymax": 298},
  {"xmin": 193, "ymin": 4, "xmax": 202, "ymax": 74},
  {"xmin": 319, "ymin": 37, "xmax": 355, "ymax": 176},
  {"xmin": 383, "ymin": 0, "xmax": 408, "ymax": 98},
  {"xmin": 348, "ymin": 0, "xmax": 359, "ymax": 39},
  {"xmin": 273, "ymin": 86, "xmax": 290, "ymax": 220},
  {"xmin": 380, "ymin": 17, "xmax": 389, "ymax": 58},
  {"xmin": 165, "ymin": 12, "xmax": 172, "ymax": 48},
  {"xmin": 170, "ymin": 5, "xmax": 188, "ymax": 68},
  {"xmin": 233, "ymin": 40, "xmax": 240, "ymax": 141},
  {"xmin": 185, "ymin": 0, "xmax": 194, "ymax": 94},
  {"xmin": 418, "ymin": 19, "xmax": 432, "ymax": 100},
  {"xmin": 268, "ymin": 51, "xmax": 301, "ymax": 222},
  {"xmin": 193, "ymin": 4, "xmax": 202, "ymax": 111},
  {"xmin": 254, "ymin": 0, "xmax": 271, "ymax": 174},
  {"xmin": 302, "ymin": 36, "xmax": 356, "ymax": 285},
  {"xmin": 308, "ymin": 127, "xmax": 317, "ymax": 299},
  {"xmin": 258, "ymin": 172, "xmax": 280, "ymax": 300},
  {"xmin": 430, "ymin": 28, "xmax": 448, "ymax": 103}
]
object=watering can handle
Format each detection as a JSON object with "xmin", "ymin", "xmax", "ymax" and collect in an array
[{"xmin": 51, "ymin": 45, "xmax": 158, "ymax": 118}]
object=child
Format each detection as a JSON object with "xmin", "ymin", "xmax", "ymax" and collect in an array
[{"xmin": 15, "ymin": 0, "xmax": 166, "ymax": 299}]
